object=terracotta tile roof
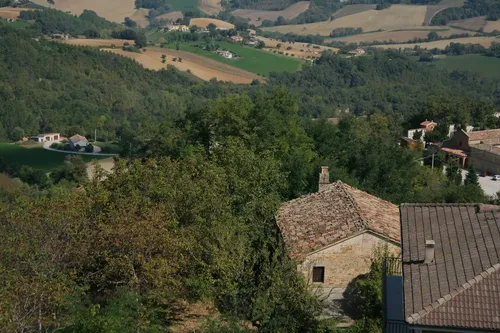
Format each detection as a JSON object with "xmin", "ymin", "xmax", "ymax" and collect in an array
[
  {"xmin": 401, "ymin": 204, "xmax": 500, "ymax": 330},
  {"xmin": 276, "ymin": 181, "xmax": 400, "ymax": 260},
  {"xmin": 466, "ymin": 129, "xmax": 500, "ymax": 142},
  {"xmin": 420, "ymin": 120, "xmax": 436, "ymax": 127},
  {"xmin": 440, "ymin": 147, "xmax": 468, "ymax": 158}
]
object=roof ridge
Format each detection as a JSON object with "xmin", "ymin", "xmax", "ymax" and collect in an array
[
  {"xmin": 400, "ymin": 203, "xmax": 480, "ymax": 207},
  {"xmin": 406, "ymin": 263, "xmax": 500, "ymax": 324},
  {"xmin": 338, "ymin": 181, "xmax": 369, "ymax": 230}
]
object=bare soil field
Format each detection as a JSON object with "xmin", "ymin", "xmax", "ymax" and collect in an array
[
  {"xmin": 0, "ymin": 7, "xmax": 31, "ymax": 20},
  {"xmin": 232, "ymin": 1, "xmax": 310, "ymax": 27},
  {"xmin": 87, "ymin": 158, "xmax": 115, "ymax": 179},
  {"xmin": 258, "ymin": 36, "xmax": 337, "ymax": 59},
  {"xmin": 424, "ymin": 0, "xmax": 465, "ymax": 25},
  {"xmin": 448, "ymin": 16, "xmax": 486, "ymax": 31},
  {"xmin": 62, "ymin": 39, "xmax": 131, "ymax": 47},
  {"xmin": 105, "ymin": 47, "xmax": 264, "ymax": 84},
  {"xmin": 157, "ymin": 11, "xmax": 184, "ymax": 22},
  {"xmin": 263, "ymin": 5, "xmax": 427, "ymax": 36},
  {"xmin": 30, "ymin": 0, "xmax": 136, "ymax": 23},
  {"xmin": 200, "ymin": 0, "xmax": 223, "ymax": 15},
  {"xmin": 484, "ymin": 20, "xmax": 500, "ymax": 33},
  {"xmin": 332, "ymin": 4, "xmax": 376, "ymax": 19},
  {"xmin": 374, "ymin": 36, "xmax": 499, "ymax": 49},
  {"xmin": 130, "ymin": 8, "xmax": 150, "ymax": 28},
  {"xmin": 328, "ymin": 28, "xmax": 468, "ymax": 44},
  {"xmin": 189, "ymin": 18, "xmax": 235, "ymax": 29}
]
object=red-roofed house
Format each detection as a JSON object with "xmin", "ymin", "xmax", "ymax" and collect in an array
[
  {"xmin": 276, "ymin": 167, "xmax": 400, "ymax": 304},
  {"xmin": 231, "ymin": 35, "xmax": 243, "ymax": 43}
]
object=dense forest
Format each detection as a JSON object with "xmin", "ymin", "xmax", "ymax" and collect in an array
[
  {"xmin": 0, "ymin": 20, "xmax": 498, "ymax": 332},
  {"xmin": 431, "ymin": 0, "xmax": 500, "ymax": 25}
]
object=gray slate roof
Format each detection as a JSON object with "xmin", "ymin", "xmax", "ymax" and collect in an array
[{"xmin": 401, "ymin": 204, "xmax": 500, "ymax": 330}]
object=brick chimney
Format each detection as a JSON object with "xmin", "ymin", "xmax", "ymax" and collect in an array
[{"xmin": 318, "ymin": 166, "xmax": 330, "ymax": 192}]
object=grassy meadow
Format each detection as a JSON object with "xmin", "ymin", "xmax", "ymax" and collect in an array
[
  {"xmin": 433, "ymin": 54, "xmax": 500, "ymax": 79},
  {"xmin": 162, "ymin": 41, "xmax": 303, "ymax": 76},
  {"xmin": 167, "ymin": 0, "xmax": 200, "ymax": 12},
  {"xmin": 0, "ymin": 143, "xmax": 108, "ymax": 172}
]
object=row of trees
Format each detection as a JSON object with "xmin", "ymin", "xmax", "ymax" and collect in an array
[{"xmin": 431, "ymin": 0, "xmax": 500, "ymax": 25}]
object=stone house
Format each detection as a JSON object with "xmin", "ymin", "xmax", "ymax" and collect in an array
[
  {"xmin": 276, "ymin": 167, "xmax": 400, "ymax": 305},
  {"xmin": 69, "ymin": 134, "xmax": 88, "ymax": 149}
]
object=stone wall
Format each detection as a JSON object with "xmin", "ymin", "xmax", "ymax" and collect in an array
[
  {"xmin": 470, "ymin": 145, "xmax": 500, "ymax": 175},
  {"xmin": 298, "ymin": 232, "xmax": 400, "ymax": 300}
]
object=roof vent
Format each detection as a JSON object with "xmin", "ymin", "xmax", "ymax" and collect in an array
[{"xmin": 424, "ymin": 240, "xmax": 435, "ymax": 264}]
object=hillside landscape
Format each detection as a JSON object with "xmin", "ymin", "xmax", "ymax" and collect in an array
[{"xmin": 2, "ymin": 0, "xmax": 500, "ymax": 332}]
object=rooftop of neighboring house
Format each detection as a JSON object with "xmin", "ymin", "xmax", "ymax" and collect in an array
[
  {"xmin": 69, "ymin": 134, "xmax": 88, "ymax": 144},
  {"xmin": 400, "ymin": 204, "xmax": 500, "ymax": 330},
  {"xmin": 276, "ymin": 172, "xmax": 400, "ymax": 261},
  {"xmin": 466, "ymin": 128, "xmax": 500, "ymax": 142},
  {"xmin": 420, "ymin": 120, "xmax": 436, "ymax": 127}
]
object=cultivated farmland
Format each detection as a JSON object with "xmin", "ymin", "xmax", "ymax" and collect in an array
[
  {"xmin": 258, "ymin": 36, "xmax": 337, "ymax": 59},
  {"xmin": 232, "ymin": 1, "xmax": 310, "ymax": 27},
  {"xmin": 189, "ymin": 18, "xmax": 235, "ymax": 29},
  {"xmin": 375, "ymin": 36, "xmax": 499, "ymax": 50},
  {"xmin": 168, "ymin": 41, "xmax": 303, "ymax": 76},
  {"xmin": 106, "ymin": 47, "xmax": 264, "ymax": 83},
  {"xmin": 331, "ymin": 4, "xmax": 376, "ymax": 19},
  {"xmin": 156, "ymin": 11, "xmax": 184, "ymax": 22},
  {"xmin": 30, "ymin": 0, "xmax": 136, "ymax": 23},
  {"xmin": 328, "ymin": 28, "xmax": 467, "ymax": 44},
  {"xmin": 448, "ymin": 16, "xmax": 486, "ymax": 31},
  {"xmin": 263, "ymin": 5, "xmax": 427, "ymax": 35},
  {"xmin": 0, "ymin": 7, "xmax": 31, "ymax": 20},
  {"xmin": 200, "ymin": 0, "xmax": 223, "ymax": 15},
  {"xmin": 485, "ymin": 20, "xmax": 500, "ymax": 33},
  {"xmin": 130, "ymin": 8, "xmax": 150, "ymax": 28},
  {"xmin": 433, "ymin": 54, "xmax": 500, "ymax": 79}
]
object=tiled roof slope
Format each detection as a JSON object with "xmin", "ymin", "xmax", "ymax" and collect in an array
[
  {"xmin": 467, "ymin": 129, "xmax": 500, "ymax": 141},
  {"xmin": 401, "ymin": 204, "xmax": 500, "ymax": 330},
  {"xmin": 276, "ymin": 181, "xmax": 399, "ymax": 260}
]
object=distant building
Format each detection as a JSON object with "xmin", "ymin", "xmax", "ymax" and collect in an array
[
  {"xmin": 69, "ymin": 134, "xmax": 88, "ymax": 149},
  {"xmin": 217, "ymin": 50, "xmax": 233, "ymax": 59},
  {"xmin": 166, "ymin": 24, "xmax": 189, "ymax": 32},
  {"xmin": 276, "ymin": 167, "xmax": 400, "ymax": 310},
  {"xmin": 51, "ymin": 34, "xmax": 69, "ymax": 40},
  {"xmin": 247, "ymin": 37, "xmax": 258, "ymax": 46},
  {"xmin": 230, "ymin": 35, "xmax": 243, "ymax": 43},
  {"xmin": 30, "ymin": 133, "xmax": 60, "ymax": 143},
  {"xmin": 348, "ymin": 48, "xmax": 365, "ymax": 57}
]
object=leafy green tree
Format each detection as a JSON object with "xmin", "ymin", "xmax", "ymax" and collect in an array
[
  {"xmin": 11, "ymin": 126, "xmax": 24, "ymax": 141},
  {"xmin": 50, "ymin": 155, "xmax": 88, "ymax": 184},
  {"xmin": 427, "ymin": 31, "xmax": 439, "ymax": 40},
  {"xmin": 134, "ymin": 32, "xmax": 147, "ymax": 48},
  {"xmin": 464, "ymin": 164, "xmax": 479, "ymax": 186},
  {"xmin": 446, "ymin": 158, "xmax": 462, "ymax": 185}
]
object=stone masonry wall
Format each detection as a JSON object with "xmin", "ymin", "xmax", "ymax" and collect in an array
[{"xmin": 298, "ymin": 232, "xmax": 400, "ymax": 299}]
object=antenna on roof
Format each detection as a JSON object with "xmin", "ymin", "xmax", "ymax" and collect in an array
[{"xmin": 424, "ymin": 240, "xmax": 435, "ymax": 264}]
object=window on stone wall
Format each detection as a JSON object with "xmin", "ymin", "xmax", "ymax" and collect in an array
[{"xmin": 312, "ymin": 266, "xmax": 325, "ymax": 283}]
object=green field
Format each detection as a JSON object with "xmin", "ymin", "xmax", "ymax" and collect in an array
[
  {"xmin": 166, "ymin": 0, "xmax": 199, "ymax": 12},
  {"xmin": 163, "ymin": 41, "xmax": 303, "ymax": 76},
  {"xmin": 0, "ymin": 18, "xmax": 31, "ymax": 29},
  {"xmin": 433, "ymin": 54, "xmax": 500, "ymax": 79},
  {"xmin": 0, "ymin": 143, "xmax": 108, "ymax": 172}
]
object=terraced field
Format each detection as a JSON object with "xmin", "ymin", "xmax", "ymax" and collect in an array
[
  {"xmin": 232, "ymin": 1, "xmax": 310, "ymax": 26},
  {"xmin": 375, "ymin": 36, "xmax": 499, "ymax": 50},
  {"xmin": 263, "ymin": 5, "xmax": 427, "ymax": 36}
]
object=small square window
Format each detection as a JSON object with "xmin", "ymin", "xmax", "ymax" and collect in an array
[{"xmin": 312, "ymin": 266, "xmax": 325, "ymax": 283}]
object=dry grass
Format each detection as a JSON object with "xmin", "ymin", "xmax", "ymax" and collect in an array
[
  {"xmin": 87, "ymin": 158, "xmax": 115, "ymax": 179},
  {"xmin": 332, "ymin": 4, "xmax": 376, "ymax": 19},
  {"xmin": 374, "ymin": 36, "xmax": 499, "ymax": 49},
  {"xmin": 130, "ymin": 8, "xmax": 150, "ymax": 28},
  {"xmin": 328, "ymin": 28, "xmax": 468, "ymax": 44},
  {"xmin": 30, "ymin": 0, "xmax": 136, "ymax": 23},
  {"xmin": 200, "ymin": 0, "xmax": 223, "ymax": 16},
  {"xmin": 258, "ymin": 36, "xmax": 337, "ymax": 59},
  {"xmin": 105, "ymin": 47, "xmax": 264, "ymax": 84},
  {"xmin": 157, "ymin": 11, "xmax": 184, "ymax": 22},
  {"xmin": 62, "ymin": 39, "xmax": 132, "ymax": 47},
  {"xmin": 232, "ymin": 1, "xmax": 310, "ymax": 27},
  {"xmin": 263, "ymin": 5, "xmax": 427, "ymax": 36},
  {"xmin": 448, "ymin": 16, "xmax": 486, "ymax": 31},
  {"xmin": 189, "ymin": 18, "xmax": 235, "ymax": 29},
  {"xmin": 0, "ymin": 7, "xmax": 31, "ymax": 20},
  {"xmin": 484, "ymin": 20, "xmax": 500, "ymax": 33}
]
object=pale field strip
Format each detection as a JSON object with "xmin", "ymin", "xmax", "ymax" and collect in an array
[
  {"xmin": 232, "ymin": 1, "xmax": 310, "ymax": 26},
  {"xmin": 374, "ymin": 36, "xmax": 499, "ymax": 49}
]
